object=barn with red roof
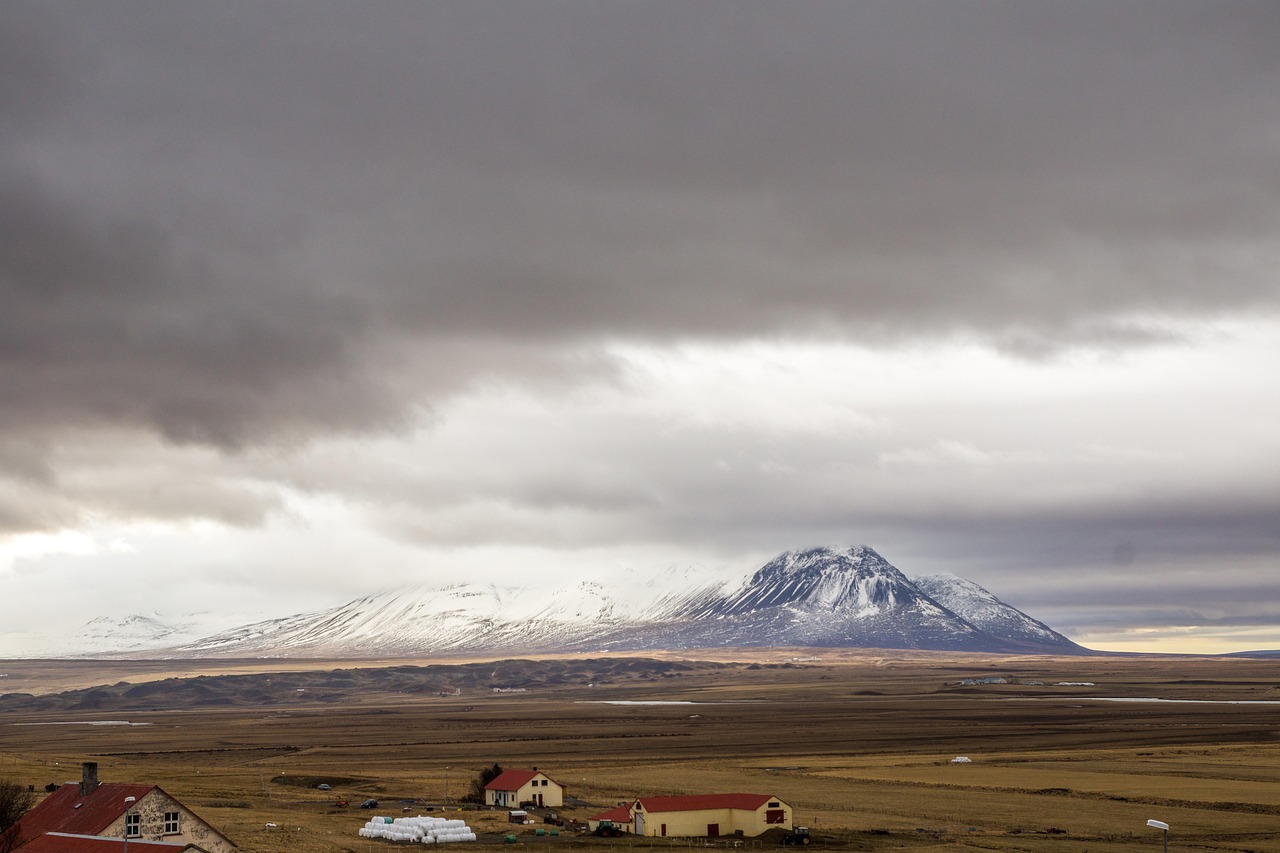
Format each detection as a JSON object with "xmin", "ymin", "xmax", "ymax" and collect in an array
[
  {"xmin": 482, "ymin": 768, "xmax": 563, "ymax": 809},
  {"xmin": 5, "ymin": 764, "xmax": 235, "ymax": 853},
  {"xmin": 628, "ymin": 793, "xmax": 793, "ymax": 838},
  {"xmin": 585, "ymin": 804, "xmax": 632, "ymax": 834}
]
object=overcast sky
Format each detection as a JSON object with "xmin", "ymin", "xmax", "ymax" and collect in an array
[{"xmin": 2, "ymin": 1, "xmax": 1278, "ymax": 656}]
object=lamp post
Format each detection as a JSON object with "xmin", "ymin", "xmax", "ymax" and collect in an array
[
  {"xmin": 123, "ymin": 797, "xmax": 137, "ymax": 853},
  {"xmin": 1147, "ymin": 819, "xmax": 1169, "ymax": 853}
]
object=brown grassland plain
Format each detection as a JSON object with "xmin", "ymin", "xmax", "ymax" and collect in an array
[{"xmin": 1, "ymin": 650, "xmax": 1278, "ymax": 853}]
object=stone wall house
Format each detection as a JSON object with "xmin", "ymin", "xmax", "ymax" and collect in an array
[{"xmin": 8, "ymin": 763, "xmax": 235, "ymax": 853}]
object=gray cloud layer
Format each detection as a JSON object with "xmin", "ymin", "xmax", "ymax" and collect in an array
[{"xmin": 2, "ymin": 1, "xmax": 1279, "ymax": 648}]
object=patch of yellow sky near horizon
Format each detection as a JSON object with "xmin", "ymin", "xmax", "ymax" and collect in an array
[{"xmin": 1079, "ymin": 625, "xmax": 1280, "ymax": 656}]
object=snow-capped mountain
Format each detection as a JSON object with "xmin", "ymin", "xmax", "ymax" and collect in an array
[
  {"xmin": 24, "ymin": 611, "xmax": 251, "ymax": 658},
  {"xmin": 912, "ymin": 572, "xmax": 1081, "ymax": 651},
  {"xmin": 589, "ymin": 547, "xmax": 1084, "ymax": 652},
  {"xmin": 155, "ymin": 546, "xmax": 1087, "ymax": 659}
]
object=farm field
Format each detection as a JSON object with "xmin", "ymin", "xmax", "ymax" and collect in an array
[{"xmin": 1, "ymin": 650, "xmax": 1278, "ymax": 853}]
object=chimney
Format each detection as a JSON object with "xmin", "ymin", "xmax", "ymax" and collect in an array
[{"xmin": 80, "ymin": 762, "xmax": 99, "ymax": 796}]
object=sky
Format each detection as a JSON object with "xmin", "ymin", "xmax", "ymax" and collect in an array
[{"xmin": 1, "ymin": 1, "xmax": 1278, "ymax": 657}]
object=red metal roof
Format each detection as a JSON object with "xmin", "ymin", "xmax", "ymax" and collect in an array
[
  {"xmin": 483, "ymin": 769, "xmax": 547, "ymax": 791},
  {"xmin": 633, "ymin": 794, "xmax": 776, "ymax": 813},
  {"xmin": 588, "ymin": 805, "xmax": 632, "ymax": 823},
  {"xmin": 12, "ymin": 784, "xmax": 157, "ymax": 843},
  {"xmin": 19, "ymin": 833, "xmax": 193, "ymax": 853}
]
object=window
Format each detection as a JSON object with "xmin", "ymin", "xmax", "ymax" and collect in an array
[
  {"xmin": 125, "ymin": 813, "xmax": 141, "ymax": 838},
  {"xmin": 768, "ymin": 802, "xmax": 780, "ymax": 808},
  {"xmin": 164, "ymin": 812, "xmax": 181, "ymax": 834}
]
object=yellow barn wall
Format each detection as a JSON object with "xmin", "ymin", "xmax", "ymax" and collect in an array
[
  {"xmin": 635, "ymin": 803, "xmax": 791, "ymax": 838},
  {"xmin": 514, "ymin": 779, "xmax": 563, "ymax": 808}
]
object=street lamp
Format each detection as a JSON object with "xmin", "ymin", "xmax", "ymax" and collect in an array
[
  {"xmin": 123, "ymin": 797, "xmax": 137, "ymax": 853},
  {"xmin": 1147, "ymin": 819, "xmax": 1169, "ymax": 853}
]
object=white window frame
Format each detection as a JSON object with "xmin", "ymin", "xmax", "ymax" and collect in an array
[
  {"xmin": 125, "ymin": 813, "xmax": 141, "ymax": 838},
  {"xmin": 163, "ymin": 811, "xmax": 181, "ymax": 835}
]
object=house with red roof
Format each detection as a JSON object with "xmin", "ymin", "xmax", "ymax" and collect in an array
[
  {"xmin": 623, "ymin": 793, "xmax": 793, "ymax": 838},
  {"xmin": 5, "ymin": 764, "xmax": 235, "ymax": 853},
  {"xmin": 585, "ymin": 804, "xmax": 632, "ymax": 834},
  {"xmin": 482, "ymin": 768, "xmax": 563, "ymax": 809}
]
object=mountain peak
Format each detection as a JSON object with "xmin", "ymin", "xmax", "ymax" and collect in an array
[{"xmin": 718, "ymin": 546, "xmax": 911, "ymax": 614}]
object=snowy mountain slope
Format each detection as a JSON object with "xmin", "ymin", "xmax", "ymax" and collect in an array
[
  {"xmin": 177, "ymin": 580, "xmax": 645, "ymax": 657},
  {"xmin": 912, "ymin": 572, "xmax": 1084, "ymax": 652}
]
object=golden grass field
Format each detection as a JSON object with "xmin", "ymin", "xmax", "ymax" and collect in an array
[{"xmin": 1, "ymin": 650, "xmax": 1278, "ymax": 853}]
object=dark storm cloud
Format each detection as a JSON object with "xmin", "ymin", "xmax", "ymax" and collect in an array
[
  {"xmin": 3, "ymin": 0, "xmax": 1279, "ymax": 592},
  {"xmin": 4, "ymin": 1, "xmax": 1279, "ymax": 451}
]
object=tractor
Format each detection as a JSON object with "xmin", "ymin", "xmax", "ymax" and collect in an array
[
  {"xmin": 594, "ymin": 820, "xmax": 624, "ymax": 838},
  {"xmin": 781, "ymin": 827, "xmax": 811, "ymax": 845}
]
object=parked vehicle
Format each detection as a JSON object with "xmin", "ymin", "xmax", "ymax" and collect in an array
[
  {"xmin": 594, "ymin": 821, "xmax": 623, "ymax": 837},
  {"xmin": 543, "ymin": 813, "xmax": 564, "ymax": 826},
  {"xmin": 317, "ymin": 784, "xmax": 331, "ymax": 790},
  {"xmin": 359, "ymin": 799, "xmax": 379, "ymax": 809},
  {"xmin": 781, "ymin": 827, "xmax": 811, "ymax": 845}
]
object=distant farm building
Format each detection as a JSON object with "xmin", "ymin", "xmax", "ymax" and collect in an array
[
  {"xmin": 585, "ymin": 805, "xmax": 632, "ymax": 835},
  {"xmin": 6, "ymin": 763, "xmax": 235, "ymax": 853},
  {"xmin": 483, "ymin": 769, "xmax": 563, "ymax": 809},
  {"xmin": 625, "ymin": 794, "xmax": 793, "ymax": 838}
]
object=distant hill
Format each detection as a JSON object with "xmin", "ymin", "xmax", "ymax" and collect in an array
[{"xmin": 0, "ymin": 658, "xmax": 734, "ymax": 712}]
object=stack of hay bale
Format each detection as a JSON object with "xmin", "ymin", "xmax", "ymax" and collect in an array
[{"xmin": 358, "ymin": 815, "xmax": 478, "ymax": 843}]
